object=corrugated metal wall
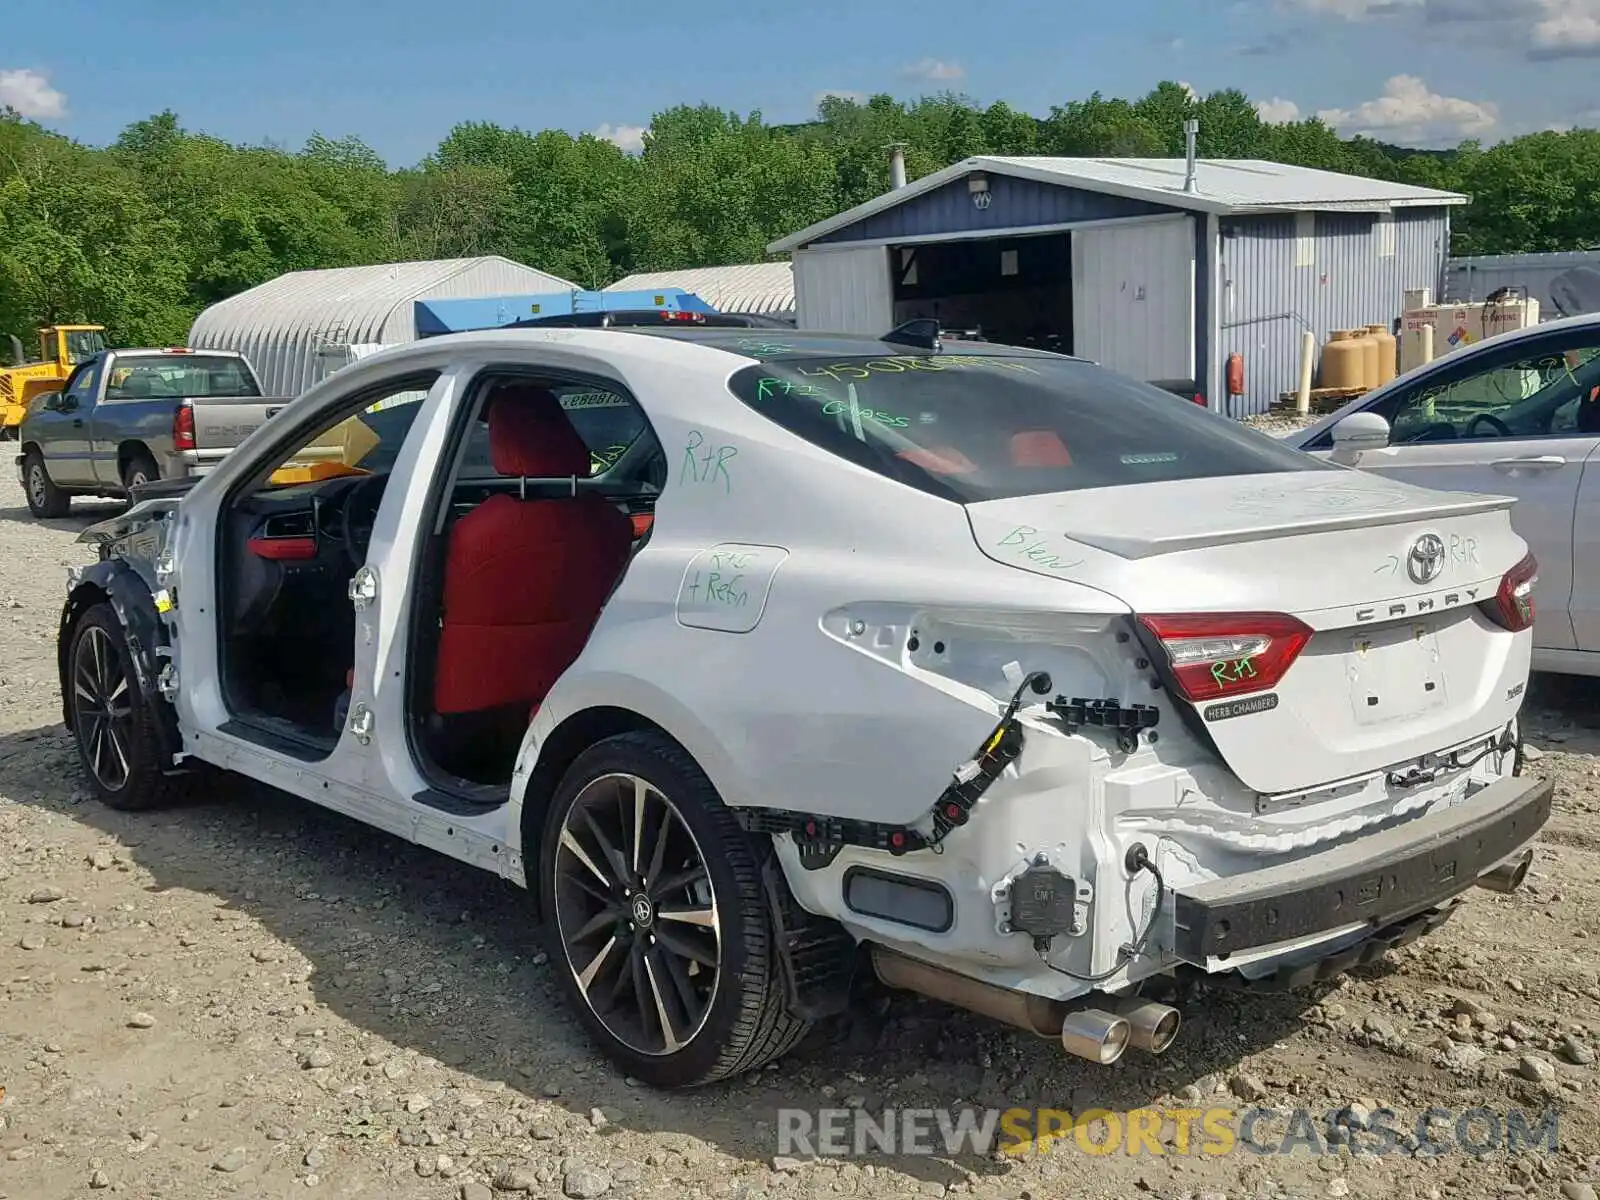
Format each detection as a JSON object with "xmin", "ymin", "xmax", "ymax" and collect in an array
[
  {"xmin": 605, "ymin": 263, "xmax": 795, "ymax": 315},
  {"xmin": 813, "ymin": 173, "xmax": 1168, "ymax": 244},
  {"xmin": 1216, "ymin": 208, "xmax": 1449, "ymax": 416},
  {"xmin": 1072, "ymin": 215, "xmax": 1197, "ymax": 382},
  {"xmin": 376, "ymin": 258, "xmax": 559, "ymax": 340},
  {"xmin": 792, "ymin": 246, "xmax": 894, "ymax": 332},
  {"xmin": 1444, "ymin": 249, "xmax": 1600, "ymax": 319},
  {"xmin": 189, "ymin": 257, "xmax": 575, "ymax": 398}
]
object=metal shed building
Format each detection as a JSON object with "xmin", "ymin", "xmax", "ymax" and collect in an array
[
  {"xmin": 188, "ymin": 256, "xmax": 578, "ymax": 397},
  {"xmin": 769, "ymin": 156, "xmax": 1467, "ymax": 416},
  {"xmin": 603, "ymin": 262, "xmax": 795, "ymax": 319},
  {"xmin": 1445, "ymin": 249, "xmax": 1600, "ymax": 319}
]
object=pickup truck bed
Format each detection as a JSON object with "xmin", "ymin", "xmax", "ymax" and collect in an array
[{"xmin": 15, "ymin": 348, "xmax": 290, "ymax": 518}]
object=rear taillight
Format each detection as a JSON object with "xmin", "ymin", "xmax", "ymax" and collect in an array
[
  {"xmin": 1138, "ymin": 612, "xmax": 1313, "ymax": 703},
  {"xmin": 172, "ymin": 402, "xmax": 196, "ymax": 451},
  {"xmin": 1485, "ymin": 551, "xmax": 1538, "ymax": 632},
  {"xmin": 1191, "ymin": 393, "xmax": 1206, "ymax": 406}
]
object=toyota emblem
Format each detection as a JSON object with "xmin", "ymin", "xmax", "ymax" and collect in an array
[{"xmin": 1406, "ymin": 533, "xmax": 1446, "ymax": 584}]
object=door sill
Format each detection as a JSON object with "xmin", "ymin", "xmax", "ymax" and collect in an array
[
  {"xmin": 411, "ymin": 782, "xmax": 509, "ymax": 814},
  {"xmin": 219, "ymin": 716, "xmax": 337, "ymax": 762}
]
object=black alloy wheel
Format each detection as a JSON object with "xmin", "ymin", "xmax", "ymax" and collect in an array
[
  {"xmin": 553, "ymin": 770, "xmax": 723, "ymax": 1057},
  {"xmin": 72, "ymin": 621, "xmax": 136, "ymax": 793},
  {"xmin": 66, "ymin": 603, "xmax": 184, "ymax": 811},
  {"xmin": 539, "ymin": 732, "xmax": 811, "ymax": 1087}
]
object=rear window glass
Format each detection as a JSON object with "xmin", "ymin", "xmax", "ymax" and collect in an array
[
  {"xmin": 728, "ymin": 355, "xmax": 1327, "ymax": 502},
  {"xmin": 106, "ymin": 356, "xmax": 261, "ymax": 399}
]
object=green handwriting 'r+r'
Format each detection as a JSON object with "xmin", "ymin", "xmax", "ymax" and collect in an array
[{"xmin": 681, "ymin": 429, "xmax": 736, "ymax": 493}]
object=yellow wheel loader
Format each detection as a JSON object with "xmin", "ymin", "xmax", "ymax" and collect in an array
[{"xmin": 1, "ymin": 325, "xmax": 109, "ymax": 437}]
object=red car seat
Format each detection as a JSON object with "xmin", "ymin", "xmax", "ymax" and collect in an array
[{"xmin": 433, "ymin": 385, "xmax": 634, "ymax": 716}]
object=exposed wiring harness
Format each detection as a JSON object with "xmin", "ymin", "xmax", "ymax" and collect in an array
[
  {"xmin": 1450, "ymin": 725, "xmax": 1519, "ymax": 771},
  {"xmin": 1036, "ymin": 844, "xmax": 1167, "ymax": 984}
]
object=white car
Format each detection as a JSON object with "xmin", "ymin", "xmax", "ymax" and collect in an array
[
  {"xmin": 1293, "ymin": 311, "xmax": 1600, "ymax": 677},
  {"xmin": 57, "ymin": 325, "xmax": 1552, "ymax": 1087}
]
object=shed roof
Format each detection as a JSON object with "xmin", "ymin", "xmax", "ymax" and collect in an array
[
  {"xmin": 768, "ymin": 156, "xmax": 1469, "ymax": 253},
  {"xmin": 188, "ymin": 255, "xmax": 579, "ymax": 397},
  {"xmin": 604, "ymin": 262, "xmax": 794, "ymax": 315},
  {"xmin": 189, "ymin": 256, "xmax": 577, "ymax": 349}
]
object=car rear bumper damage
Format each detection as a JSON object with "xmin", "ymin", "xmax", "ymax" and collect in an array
[{"xmin": 1169, "ymin": 772, "xmax": 1553, "ymax": 963}]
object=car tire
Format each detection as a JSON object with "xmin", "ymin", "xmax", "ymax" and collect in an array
[
  {"xmin": 65, "ymin": 602, "xmax": 183, "ymax": 812},
  {"xmin": 538, "ymin": 730, "xmax": 810, "ymax": 1087},
  {"xmin": 122, "ymin": 450, "xmax": 160, "ymax": 499},
  {"xmin": 23, "ymin": 449, "xmax": 70, "ymax": 518}
]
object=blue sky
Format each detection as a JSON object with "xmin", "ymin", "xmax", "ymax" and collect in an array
[{"xmin": 2, "ymin": 0, "xmax": 1596, "ymax": 167}]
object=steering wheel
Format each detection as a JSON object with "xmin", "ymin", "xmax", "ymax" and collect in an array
[
  {"xmin": 337, "ymin": 473, "xmax": 388, "ymax": 567},
  {"xmin": 1466, "ymin": 412, "xmax": 1513, "ymax": 439},
  {"xmin": 1405, "ymin": 422, "xmax": 1459, "ymax": 443}
]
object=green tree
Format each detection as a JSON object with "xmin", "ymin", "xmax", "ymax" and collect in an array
[{"xmin": 2, "ymin": 86, "xmax": 1596, "ymax": 349}]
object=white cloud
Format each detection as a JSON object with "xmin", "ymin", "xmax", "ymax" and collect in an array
[
  {"xmin": 591, "ymin": 122, "xmax": 646, "ymax": 155},
  {"xmin": 815, "ymin": 89, "xmax": 865, "ymax": 105},
  {"xmin": 1255, "ymin": 97, "xmax": 1303, "ymax": 124},
  {"xmin": 900, "ymin": 58, "xmax": 965, "ymax": 83},
  {"xmin": 1291, "ymin": 0, "xmax": 1600, "ymax": 59},
  {"xmin": 1528, "ymin": 0, "xmax": 1600, "ymax": 57},
  {"xmin": 1316, "ymin": 74, "xmax": 1498, "ymax": 144},
  {"xmin": 1282, "ymin": 0, "xmax": 1421, "ymax": 15},
  {"xmin": 0, "ymin": 68, "xmax": 66, "ymax": 119},
  {"xmin": 1177, "ymin": 80, "xmax": 1201, "ymax": 102}
]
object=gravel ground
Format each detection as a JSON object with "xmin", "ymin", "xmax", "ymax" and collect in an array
[{"xmin": 2, "ymin": 468, "xmax": 1599, "ymax": 1200}]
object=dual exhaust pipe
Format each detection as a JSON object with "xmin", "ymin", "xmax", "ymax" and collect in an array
[
  {"xmin": 870, "ymin": 947, "xmax": 1179, "ymax": 1066},
  {"xmin": 1475, "ymin": 848, "xmax": 1533, "ymax": 894},
  {"xmin": 870, "ymin": 849, "xmax": 1532, "ymax": 1063},
  {"xmin": 1062, "ymin": 999, "xmax": 1181, "ymax": 1064}
]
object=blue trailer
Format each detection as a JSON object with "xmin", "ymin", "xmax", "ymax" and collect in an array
[{"xmin": 414, "ymin": 288, "xmax": 716, "ymax": 337}]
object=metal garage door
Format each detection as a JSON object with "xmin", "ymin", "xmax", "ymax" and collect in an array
[
  {"xmin": 793, "ymin": 245, "xmax": 893, "ymax": 334},
  {"xmin": 1072, "ymin": 216, "xmax": 1195, "ymax": 382}
]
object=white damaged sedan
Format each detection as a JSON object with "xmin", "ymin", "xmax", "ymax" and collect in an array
[{"xmin": 57, "ymin": 323, "xmax": 1551, "ymax": 1086}]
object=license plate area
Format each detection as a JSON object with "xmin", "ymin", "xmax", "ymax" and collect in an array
[{"xmin": 1348, "ymin": 622, "xmax": 1446, "ymax": 726}]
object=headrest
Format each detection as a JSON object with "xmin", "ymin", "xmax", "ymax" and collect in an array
[{"xmin": 486, "ymin": 384, "xmax": 592, "ymax": 478}]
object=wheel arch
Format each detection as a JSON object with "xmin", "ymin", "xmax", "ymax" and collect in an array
[
  {"xmin": 510, "ymin": 692, "xmax": 859, "ymax": 1023},
  {"xmin": 514, "ymin": 704, "xmax": 680, "ymax": 911},
  {"xmin": 59, "ymin": 561, "xmax": 182, "ymax": 767},
  {"xmin": 117, "ymin": 439, "xmax": 157, "ymax": 477}
]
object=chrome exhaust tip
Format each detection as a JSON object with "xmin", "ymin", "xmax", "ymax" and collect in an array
[
  {"xmin": 1116, "ymin": 998, "xmax": 1181, "ymax": 1054},
  {"xmin": 1060, "ymin": 1009, "xmax": 1131, "ymax": 1065},
  {"xmin": 1475, "ymin": 848, "xmax": 1533, "ymax": 894}
]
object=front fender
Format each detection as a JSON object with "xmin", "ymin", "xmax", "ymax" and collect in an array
[{"xmin": 59, "ymin": 560, "xmax": 183, "ymax": 768}]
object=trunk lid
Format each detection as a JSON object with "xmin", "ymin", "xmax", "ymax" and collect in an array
[{"xmin": 968, "ymin": 471, "xmax": 1533, "ymax": 794}]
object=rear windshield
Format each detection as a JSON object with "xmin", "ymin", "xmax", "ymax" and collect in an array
[
  {"xmin": 728, "ymin": 355, "xmax": 1326, "ymax": 502},
  {"xmin": 106, "ymin": 356, "xmax": 261, "ymax": 400}
]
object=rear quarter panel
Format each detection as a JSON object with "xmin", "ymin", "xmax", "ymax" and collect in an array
[{"xmin": 529, "ymin": 352, "xmax": 1138, "ymax": 827}]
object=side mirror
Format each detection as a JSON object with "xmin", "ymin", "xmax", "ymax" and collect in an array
[{"xmin": 1329, "ymin": 412, "xmax": 1391, "ymax": 465}]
